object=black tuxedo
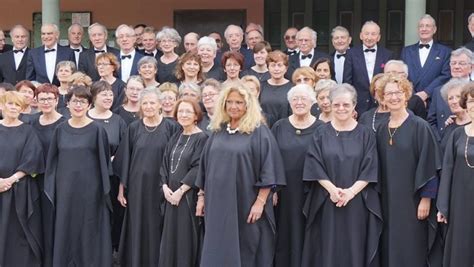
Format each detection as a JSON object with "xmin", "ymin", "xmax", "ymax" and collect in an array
[
  {"xmin": 0, "ymin": 47, "xmax": 29, "ymax": 84},
  {"xmin": 137, "ymin": 49, "xmax": 163, "ymax": 60},
  {"xmin": 343, "ymin": 45, "xmax": 395, "ymax": 114},
  {"xmin": 26, "ymin": 45, "xmax": 76, "ymax": 85},
  {"xmin": 78, "ymin": 46, "xmax": 120, "ymax": 81},
  {"xmin": 117, "ymin": 51, "xmax": 144, "ymax": 82},
  {"xmin": 286, "ymin": 49, "xmax": 330, "ymax": 79}
]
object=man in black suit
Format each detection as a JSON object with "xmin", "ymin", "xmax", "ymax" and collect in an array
[
  {"xmin": 68, "ymin": 23, "xmax": 87, "ymax": 67},
  {"xmin": 343, "ymin": 21, "xmax": 395, "ymax": 114},
  {"xmin": 330, "ymin": 26, "xmax": 352, "ymax": 84},
  {"xmin": 26, "ymin": 23, "xmax": 75, "ymax": 85},
  {"xmin": 115, "ymin": 24, "xmax": 143, "ymax": 82},
  {"xmin": 0, "ymin": 25, "xmax": 30, "ymax": 84},
  {"xmin": 139, "ymin": 26, "xmax": 163, "ymax": 59},
  {"xmin": 286, "ymin": 26, "xmax": 330, "ymax": 79},
  {"xmin": 224, "ymin": 24, "xmax": 254, "ymax": 70},
  {"xmin": 0, "ymin": 30, "xmax": 13, "ymax": 54},
  {"xmin": 78, "ymin": 23, "xmax": 120, "ymax": 81},
  {"xmin": 282, "ymin": 27, "xmax": 299, "ymax": 56}
]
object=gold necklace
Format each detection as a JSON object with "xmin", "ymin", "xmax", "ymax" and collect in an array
[{"xmin": 387, "ymin": 126, "xmax": 398, "ymax": 146}]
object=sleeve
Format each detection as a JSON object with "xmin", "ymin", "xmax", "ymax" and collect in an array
[
  {"xmin": 436, "ymin": 128, "xmax": 457, "ymax": 219},
  {"xmin": 414, "ymin": 119, "xmax": 442, "ymax": 198},
  {"xmin": 26, "ymin": 51, "xmax": 35, "ymax": 81},
  {"xmin": 302, "ymin": 130, "xmax": 330, "ymax": 182},
  {"xmin": 112, "ymin": 124, "xmax": 133, "ymax": 187},
  {"xmin": 253, "ymin": 126, "xmax": 286, "ymax": 187},
  {"xmin": 17, "ymin": 128, "xmax": 45, "ymax": 175},
  {"xmin": 357, "ymin": 129, "xmax": 378, "ymax": 183},
  {"xmin": 44, "ymin": 127, "xmax": 59, "ymax": 206},
  {"xmin": 180, "ymin": 134, "xmax": 209, "ymax": 188},
  {"xmin": 97, "ymin": 126, "xmax": 112, "ymax": 210},
  {"xmin": 425, "ymin": 48, "xmax": 452, "ymax": 97}
]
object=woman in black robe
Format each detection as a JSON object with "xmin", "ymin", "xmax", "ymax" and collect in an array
[
  {"xmin": 88, "ymin": 81, "xmax": 127, "ymax": 252},
  {"xmin": 0, "ymin": 91, "xmax": 44, "ymax": 267},
  {"xmin": 272, "ymin": 84, "xmax": 323, "ymax": 267},
  {"xmin": 259, "ymin": 50, "xmax": 292, "ymax": 127},
  {"xmin": 197, "ymin": 36, "xmax": 225, "ymax": 81},
  {"xmin": 241, "ymin": 41, "xmax": 271, "ymax": 82},
  {"xmin": 96, "ymin": 52, "xmax": 126, "ymax": 110},
  {"xmin": 198, "ymin": 78, "xmax": 221, "ymax": 133},
  {"xmin": 159, "ymin": 99, "xmax": 208, "ymax": 266},
  {"xmin": 44, "ymin": 85, "xmax": 112, "ymax": 266},
  {"xmin": 301, "ymin": 84, "xmax": 382, "ymax": 267},
  {"xmin": 114, "ymin": 88, "xmax": 180, "ymax": 267},
  {"xmin": 114, "ymin": 76, "xmax": 145, "ymax": 125},
  {"xmin": 376, "ymin": 75, "xmax": 442, "ymax": 267},
  {"xmin": 437, "ymin": 83, "xmax": 474, "ymax": 266},
  {"xmin": 156, "ymin": 27, "xmax": 180, "ymax": 83},
  {"xmin": 195, "ymin": 81, "xmax": 286, "ymax": 267},
  {"xmin": 358, "ymin": 73, "xmax": 390, "ymax": 131}
]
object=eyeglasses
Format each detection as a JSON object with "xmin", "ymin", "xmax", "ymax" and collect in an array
[
  {"xmin": 37, "ymin": 97, "xmax": 56, "ymax": 104},
  {"xmin": 202, "ymin": 92, "xmax": 218, "ymax": 99},
  {"xmin": 159, "ymin": 96, "xmax": 176, "ymax": 101},
  {"xmin": 225, "ymin": 63, "xmax": 241, "ymax": 69},
  {"xmin": 384, "ymin": 91, "xmax": 405, "ymax": 98},
  {"xmin": 284, "ymin": 35, "xmax": 296, "ymax": 40},
  {"xmin": 69, "ymin": 99, "xmax": 89, "ymax": 106},
  {"xmin": 127, "ymin": 86, "xmax": 143, "ymax": 92},
  {"xmin": 449, "ymin": 61, "xmax": 470, "ymax": 67},
  {"xmin": 180, "ymin": 92, "xmax": 199, "ymax": 98},
  {"xmin": 97, "ymin": 63, "xmax": 112, "ymax": 67},
  {"xmin": 177, "ymin": 109, "xmax": 195, "ymax": 115},
  {"xmin": 291, "ymin": 96, "xmax": 310, "ymax": 102}
]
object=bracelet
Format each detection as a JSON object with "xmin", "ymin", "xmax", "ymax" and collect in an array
[
  {"xmin": 197, "ymin": 192, "xmax": 205, "ymax": 197},
  {"xmin": 257, "ymin": 196, "xmax": 266, "ymax": 205}
]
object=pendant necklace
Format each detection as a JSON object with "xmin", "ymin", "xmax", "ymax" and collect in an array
[
  {"xmin": 226, "ymin": 123, "xmax": 239, "ymax": 134},
  {"xmin": 465, "ymin": 135, "xmax": 474, "ymax": 169},
  {"xmin": 170, "ymin": 134, "xmax": 192, "ymax": 173},
  {"xmin": 388, "ymin": 127, "xmax": 398, "ymax": 146}
]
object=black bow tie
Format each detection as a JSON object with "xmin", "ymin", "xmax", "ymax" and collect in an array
[
  {"xmin": 13, "ymin": 49, "xmax": 24, "ymax": 53},
  {"xmin": 286, "ymin": 50, "xmax": 296, "ymax": 56},
  {"xmin": 45, "ymin": 48, "xmax": 56, "ymax": 53},
  {"xmin": 72, "ymin": 48, "xmax": 80, "ymax": 52},
  {"xmin": 94, "ymin": 50, "xmax": 105, "ymax": 53},
  {"xmin": 364, "ymin": 48, "xmax": 376, "ymax": 53},
  {"xmin": 419, "ymin": 44, "xmax": 430, "ymax": 49},
  {"xmin": 144, "ymin": 52, "xmax": 154, "ymax": 56},
  {"xmin": 301, "ymin": 54, "xmax": 312, "ymax": 60},
  {"xmin": 336, "ymin": 53, "xmax": 345, "ymax": 59},
  {"xmin": 121, "ymin": 55, "xmax": 132, "ymax": 60}
]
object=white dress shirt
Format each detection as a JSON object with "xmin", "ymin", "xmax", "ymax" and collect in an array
[
  {"xmin": 333, "ymin": 50, "xmax": 347, "ymax": 84},
  {"xmin": 299, "ymin": 48, "xmax": 315, "ymax": 67},
  {"xmin": 120, "ymin": 49, "xmax": 136, "ymax": 82},
  {"xmin": 363, "ymin": 44, "xmax": 377, "ymax": 82},
  {"xmin": 70, "ymin": 46, "xmax": 83, "ymax": 67},
  {"xmin": 419, "ymin": 40, "xmax": 433, "ymax": 68},
  {"xmin": 13, "ymin": 47, "xmax": 26, "ymax": 70},
  {"xmin": 45, "ymin": 44, "xmax": 58, "ymax": 83}
]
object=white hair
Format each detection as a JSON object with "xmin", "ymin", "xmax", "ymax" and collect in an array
[
  {"xmin": 224, "ymin": 25, "xmax": 243, "ymax": 39},
  {"xmin": 198, "ymin": 36, "xmax": 217, "ymax": 52},
  {"xmin": 287, "ymin": 84, "xmax": 316, "ymax": 104},
  {"xmin": 88, "ymin": 23, "xmax": 108, "ymax": 37},
  {"xmin": 297, "ymin": 27, "xmax": 317, "ymax": 44},
  {"xmin": 115, "ymin": 24, "xmax": 135, "ymax": 38}
]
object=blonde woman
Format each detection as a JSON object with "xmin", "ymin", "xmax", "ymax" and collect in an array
[{"xmin": 195, "ymin": 81, "xmax": 286, "ymax": 266}]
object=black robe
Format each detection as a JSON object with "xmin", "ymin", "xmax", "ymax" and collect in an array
[
  {"xmin": 271, "ymin": 118, "xmax": 323, "ymax": 267},
  {"xmin": 0, "ymin": 123, "xmax": 45, "ymax": 267},
  {"xmin": 159, "ymin": 131, "xmax": 208, "ymax": 267},
  {"xmin": 259, "ymin": 81, "xmax": 292, "ymax": 128},
  {"xmin": 113, "ymin": 119, "xmax": 180, "ymax": 267},
  {"xmin": 439, "ymin": 122, "xmax": 471, "ymax": 156},
  {"xmin": 114, "ymin": 105, "xmax": 139, "ymax": 126},
  {"xmin": 358, "ymin": 107, "xmax": 390, "ymax": 133},
  {"xmin": 157, "ymin": 58, "xmax": 178, "ymax": 83},
  {"xmin": 241, "ymin": 68, "xmax": 271, "ymax": 82},
  {"xmin": 195, "ymin": 125, "xmax": 286, "ymax": 267},
  {"xmin": 437, "ymin": 127, "xmax": 474, "ymax": 266},
  {"xmin": 376, "ymin": 113, "xmax": 442, "ymax": 267},
  {"xmin": 44, "ymin": 121, "xmax": 112, "ymax": 267},
  {"xmin": 302, "ymin": 123, "xmax": 382, "ymax": 267}
]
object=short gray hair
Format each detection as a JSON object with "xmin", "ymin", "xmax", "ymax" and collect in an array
[
  {"xmin": 224, "ymin": 25, "xmax": 243, "ymax": 39},
  {"xmin": 315, "ymin": 79, "xmax": 337, "ymax": 97},
  {"xmin": 198, "ymin": 36, "xmax": 217, "ymax": 52},
  {"xmin": 68, "ymin": 23, "xmax": 84, "ymax": 34},
  {"xmin": 384, "ymin": 60, "xmax": 409, "ymax": 76},
  {"xmin": 137, "ymin": 56, "xmax": 158, "ymax": 70},
  {"xmin": 361, "ymin": 21, "xmax": 380, "ymax": 34},
  {"xmin": 115, "ymin": 24, "xmax": 135, "ymax": 38},
  {"xmin": 329, "ymin": 83, "xmax": 358, "ymax": 105},
  {"xmin": 331, "ymin": 26, "xmax": 350, "ymax": 38},
  {"xmin": 179, "ymin": 82, "xmax": 201, "ymax": 97},
  {"xmin": 127, "ymin": 75, "xmax": 145, "ymax": 87},
  {"xmin": 451, "ymin": 47, "xmax": 474, "ymax": 64},
  {"xmin": 10, "ymin": 25, "xmax": 29, "ymax": 37},
  {"xmin": 55, "ymin": 60, "xmax": 77, "ymax": 74},
  {"xmin": 156, "ymin": 27, "xmax": 182, "ymax": 46},
  {"xmin": 468, "ymin": 13, "xmax": 474, "ymax": 23},
  {"xmin": 88, "ymin": 23, "xmax": 108, "ymax": 37},
  {"xmin": 139, "ymin": 87, "xmax": 161, "ymax": 104},
  {"xmin": 419, "ymin": 14, "xmax": 436, "ymax": 27},
  {"xmin": 297, "ymin": 27, "xmax": 317, "ymax": 44},
  {"xmin": 202, "ymin": 78, "xmax": 221, "ymax": 92},
  {"xmin": 287, "ymin": 84, "xmax": 316, "ymax": 104},
  {"xmin": 42, "ymin": 23, "xmax": 60, "ymax": 34},
  {"xmin": 440, "ymin": 78, "xmax": 469, "ymax": 103}
]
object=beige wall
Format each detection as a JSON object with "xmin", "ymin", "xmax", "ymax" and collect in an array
[{"xmin": 0, "ymin": 0, "xmax": 264, "ymax": 31}]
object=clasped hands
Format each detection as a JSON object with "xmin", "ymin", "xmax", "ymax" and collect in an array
[
  {"xmin": 163, "ymin": 184, "xmax": 184, "ymax": 206},
  {"xmin": 328, "ymin": 187, "xmax": 356, "ymax": 207},
  {"xmin": 0, "ymin": 176, "xmax": 18, "ymax": 193}
]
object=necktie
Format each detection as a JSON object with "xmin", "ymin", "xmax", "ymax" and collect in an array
[
  {"xmin": 364, "ymin": 48, "xmax": 376, "ymax": 53},
  {"xmin": 419, "ymin": 44, "xmax": 430, "ymax": 49},
  {"xmin": 45, "ymin": 48, "xmax": 56, "ymax": 53},
  {"xmin": 94, "ymin": 50, "xmax": 105, "ymax": 53},
  {"xmin": 13, "ymin": 49, "xmax": 24, "ymax": 53},
  {"xmin": 301, "ymin": 54, "xmax": 312, "ymax": 60},
  {"xmin": 336, "ymin": 53, "xmax": 345, "ymax": 59},
  {"xmin": 121, "ymin": 55, "xmax": 132, "ymax": 60}
]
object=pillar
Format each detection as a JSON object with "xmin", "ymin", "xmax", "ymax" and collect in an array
[
  {"xmin": 404, "ymin": 0, "xmax": 426, "ymax": 45},
  {"xmin": 42, "ymin": 0, "xmax": 60, "ymax": 26}
]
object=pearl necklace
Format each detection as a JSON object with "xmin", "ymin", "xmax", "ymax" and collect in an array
[
  {"xmin": 226, "ymin": 123, "xmax": 239, "ymax": 134},
  {"xmin": 465, "ymin": 135, "xmax": 474, "ymax": 169},
  {"xmin": 170, "ymin": 134, "xmax": 192, "ymax": 174},
  {"xmin": 372, "ymin": 109, "xmax": 378, "ymax": 132}
]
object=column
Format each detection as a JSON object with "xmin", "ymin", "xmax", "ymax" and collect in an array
[
  {"xmin": 42, "ymin": 0, "xmax": 60, "ymax": 26},
  {"xmin": 404, "ymin": 0, "xmax": 426, "ymax": 45}
]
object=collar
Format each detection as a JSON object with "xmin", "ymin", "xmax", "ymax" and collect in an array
[
  {"xmin": 419, "ymin": 39, "xmax": 434, "ymax": 47},
  {"xmin": 44, "ymin": 43, "xmax": 58, "ymax": 51},
  {"xmin": 94, "ymin": 46, "xmax": 107, "ymax": 52},
  {"xmin": 301, "ymin": 48, "xmax": 315, "ymax": 57},
  {"xmin": 362, "ymin": 44, "xmax": 377, "ymax": 51},
  {"xmin": 121, "ymin": 49, "xmax": 136, "ymax": 57}
]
